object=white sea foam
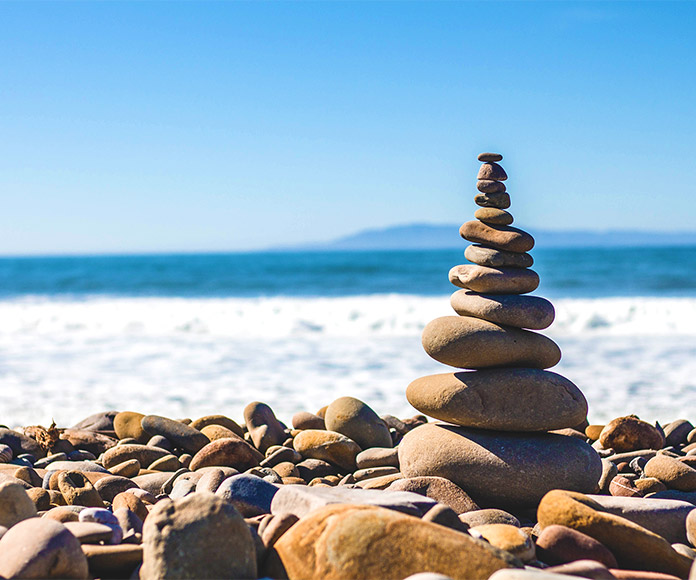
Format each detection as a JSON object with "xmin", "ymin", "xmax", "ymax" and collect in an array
[{"xmin": 1, "ymin": 295, "xmax": 695, "ymax": 427}]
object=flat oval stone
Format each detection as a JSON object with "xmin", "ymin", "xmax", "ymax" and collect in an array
[
  {"xmin": 324, "ymin": 396, "xmax": 392, "ymax": 450},
  {"xmin": 387, "ymin": 476, "xmax": 478, "ymax": 514},
  {"xmin": 189, "ymin": 415, "xmax": 244, "ymax": 437},
  {"xmin": 398, "ymin": 424, "xmax": 602, "ymax": 507},
  {"xmin": 0, "ymin": 517, "xmax": 89, "ymax": 579},
  {"xmin": 478, "ymin": 162, "xmax": 507, "ymax": 181},
  {"xmin": 449, "ymin": 264, "xmax": 539, "ymax": 294},
  {"xmin": 141, "ymin": 415, "xmax": 209, "ymax": 455},
  {"xmin": 291, "ymin": 411, "xmax": 326, "ymax": 430},
  {"xmin": 102, "ymin": 444, "xmax": 170, "ymax": 470},
  {"xmin": 465, "ymin": 245, "xmax": 531, "ymax": 268},
  {"xmin": 293, "ymin": 430, "xmax": 361, "ymax": 472},
  {"xmin": 478, "ymin": 152, "xmax": 503, "ymax": 162},
  {"xmin": 477, "ymin": 179, "xmax": 506, "ymax": 193},
  {"xmin": 450, "ymin": 290, "xmax": 554, "ymax": 330},
  {"xmin": 356, "ymin": 447, "xmax": 399, "ymax": 470},
  {"xmin": 189, "ymin": 437, "xmax": 263, "ymax": 471},
  {"xmin": 460, "ymin": 221, "xmax": 534, "ymax": 253},
  {"xmin": 93, "ymin": 475, "xmax": 137, "ymax": 503},
  {"xmin": 475, "ymin": 191, "xmax": 511, "ymax": 209},
  {"xmin": 474, "ymin": 207, "xmax": 513, "ymax": 225},
  {"xmin": 644, "ymin": 455, "xmax": 696, "ymax": 491},
  {"xmin": 537, "ymin": 490, "xmax": 692, "ymax": 577},
  {"xmin": 536, "ymin": 524, "xmax": 618, "ymax": 568},
  {"xmin": 215, "ymin": 473, "xmax": 279, "ymax": 517},
  {"xmin": 458, "ymin": 509, "xmax": 520, "ymax": 528},
  {"xmin": 273, "ymin": 503, "xmax": 521, "ymax": 580},
  {"xmin": 406, "ymin": 369, "xmax": 587, "ymax": 431},
  {"xmin": 422, "ymin": 316, "xmax": 561, "ymax": 369}
]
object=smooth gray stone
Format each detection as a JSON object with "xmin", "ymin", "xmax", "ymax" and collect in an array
[
  {"xmin": 270, "ymin": 484, "xmax": 437, "ymax": 519},
  {"xmin": 586, "ymin": 494, "xmax": 695, "ymax": 544}
]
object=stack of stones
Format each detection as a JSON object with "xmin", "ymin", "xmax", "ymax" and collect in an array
[{"xmin": 399, "ymin": 152, "xmax": 603, "ymax": 509}]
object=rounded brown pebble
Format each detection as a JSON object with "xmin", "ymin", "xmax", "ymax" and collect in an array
[
  {"xmin": 293, "ymin": 430, "xmax": 361, "ymax": 472},
  {"xmin": 113, "ymin": 492, "xmax": 149, "ymax": 523},
  {"xmin": 536, "ymin": 524, "xmax": 618, "ymax": 568},
  {"xmin": 478, "ymin": 152, "xmax": 503, "ymax": 162},
  {"xmin": 188, "ymin": 415, "xmax": 244, "ymax": 437},
  {"xmin": 0, "ymin": 481, "xmax": 38, "ymax": 527},
  {"xmin": 460, "ymin": 221, "xmax": 534, "ymax": 253},
  {"xmin": 469, "ymin": 523, "xmax": 535, "ymax": 562},
  {"xmin": 114, "ymin": 412, "xmax": 148, "ymax": 443},
  {"xmin": 421, "ymin": 316, "xmax": 561, "ymax": 369},
  {"xmin": 477, "ymin": 179, "xmax": 506, "ymax": 194},
  {"xmin": 644, "ymin": 454, "xmax": 696, "ymax": 491},
  {"xmin": 324, "ymin": 396, "xmax": 392, "ymax": 450},
  {"xmin": 450, "ymin": 290, "xmax": 554, "ymax": 330},
  {"xmin": 599, "ymin": 417, "xmax": 666, "ymax": 453},
  {"xmin": 387, "ymin": 476, "xmax": 478, "ymax": 514},
  {"xmin": 244, "ymin": 401, "xmax": 287, "ymax": 454},
  {"xmin": 291, "ymin": 411, "xmax": 326, "ymax": 431},
  {"xmin": 26, "ymin": 487, "xmax": 51, "ymax": 512},
  {"xmin": 465, "ymin": 244, "xmax": 531, "ymax": 268},
  {"xmin": 93, "ymin": 475, "xmax": 138, "ymax": 503},
  {"xmin": 141, "ymin": 415, "xmax": 210, "ymax": 455},
  {"xmin": 478, "ymin": 162, "xmax": 507, "ymax": 181},
  {"xmin": 102, "ymin": 444, "xmax": 171, "ymax": 470},
  {"xmin": 108, "ymin": 459, "xmax": 141, "ymax": 478},
  {"xmin": 449, "ymin": 264, "xmax": 539, "ymax": 294},
  {"xmin": 474, "ymin": 207, "xmax": 514, "ymax": 225},
  {"xmin": 475, "ymin": 191, "xmax": 511, "ymax": 209},
  {"xmin": 189, "ymin": 437, "xmax": 263, "ymax": 471},
  {"xmin": 609, "ymin": 475, "xmax": 643, "ymax": 497}
]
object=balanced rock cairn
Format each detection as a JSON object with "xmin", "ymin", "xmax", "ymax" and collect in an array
[{"xmin": 399, "ymin": 152, "xmax": 603, "ymax": 508}]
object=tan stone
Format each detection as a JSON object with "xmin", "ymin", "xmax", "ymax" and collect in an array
[
  {"xmin": 113, "ymin": 412, "xmax": 148, "ymax": 443},
  {"xmin": 460, "ymin": 221, "xmax": 534, "ymax": 253},
  {"xmin": 449, "ymin": 264, "xmax": 539, "ymax": 294},
  {"xmin": 421, "ymin": 316, "xmax": 561, "ymax": 369},
  {"xmin": 406, "ymin": 369, "xmax": 587, "ymax": 431},
  {"xmin": 465, "ymin": 244, "xmax": 531, "ymax": 268},
  {"xmin": 293, "ymin": 430, "xmax": 361, "ymax": 472},
  {"xmin": 474, "ymin": 207, "xmax": 513, "ymax": 225},
  {"xmin": 477, "ymin": 179, "xmax": 506, "ymax": 193},
  {"xmin": 599, "ymin": 417, "xmax": 665, "ymax": 452},
  {"xmin": 324, "ymin": 396, "xmax": 392, "ymax": 450},
  {"xmin": 478, "ymin": 162, "xmax": 507, "ymax": 181},
  {"xmin": 189, "ymin": 437, "xmax": 263, "ymax": 471},
  {"xmin": 537, "ymin": 490, "xmax": 692, "ymax": 577},
  {"xmin": 273, "ymin": 504, "xmax": 521, "ymax": 580},
  {"xmin": 470, "ymin": 524, "xmax": 535, "ymax": 562},
  {"xmin": 474, "ymin": 191, "xmax": 511, "ymax": 209},
  {"xmin": 450, "ymin": 290, "xmax": 554, "ymax": 330}
]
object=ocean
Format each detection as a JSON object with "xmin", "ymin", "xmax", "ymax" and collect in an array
[{"xmin": 1, "ymin": 246, "xmax": 695, "ymax": 428}]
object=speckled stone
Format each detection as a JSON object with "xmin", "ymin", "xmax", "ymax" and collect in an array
[
  {"xmin": 599, "ymin": 417, "xmax": 666, "ymax": 452},
  {"xmin": 57, "ymin": 471, "xmax": 103, "ymax": 508},
  {"xmin": 469, "ymin": 524, "xmax": 535, "ymax": 562},
  {"xmin": 477, "ymin": 179, "xmax": 506, "ymax": 194},
  {"xmin": 474, "ymin": 191, "xmax": 511, "ymax": 209},
  {"xmin": 478, "ymin": 162, "xmax": 508, "ymax": 181},
  {"xmin": 273, "ymin": 504, "xmax": 521, "ymax": 580},
  {"xmin": 421, "ymin": 316, "xmax": 561, "ymax": 369},
  {"xmin": 450, "ymin": 290, "xmax": 554, "ymax": 330}
]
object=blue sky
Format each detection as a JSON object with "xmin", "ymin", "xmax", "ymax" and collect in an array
[{"xmin": 2, "ymin": 1, "xmax": 695, "ymax": 254}]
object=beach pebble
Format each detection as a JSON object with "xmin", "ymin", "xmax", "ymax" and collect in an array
[
  {"xmin": 270, "ymin": 483, "xmax": 436, "ymax": 518},
  {"xmin": 475, "ymin": 191, "xmax": 512, "ymax": 209},
  {"xmin": 261, "ymin": 446, "xmax": 302, "ymax": 467},
  {"xmin": 13, "ymin": 465, "xmax": 43, "ymax": 487},
  {"xmin": 243, "ymin": 401, "xmax": 287, "ymax": 454},
  {"xmin": 102, "ymin": 443, "xmax": 170, "ymax": 470},
  {"xmin": 449, "ymin": 264, "xmax": 540, "ymax": 294},
  {"xmin": 82, "ymin": 544, "xmax": 143, "ymax": 579},
  {"xmin": 60, "ymin": 429, "xmax": 117, "ymax": 456},
  {"xmin": 141, "ymin": 415, "xmax": 209, "ymax": 455},
  {"xmin": 399, "ymin": 423, "xmax": 601, "ymax": 507},
  {"xmin": 645, "ymin": 454, "xmax": 696, "ymax": 491},
  {"xmin": 291, "ymin": 411, "xmax": 326, "ymax": 430},
  {"xmin": 460, "ymin": 221, "xmax": 534, "ymax": 253},
  {"xmin": 537, "ymin": 490, "xmax": 692, "ymax": 577},
  {"xmin": 635, "ymin": 477, "xmax": 668, "ymax": 495},
  {"xmin": 406, "ymin": 369, "xmax": 587, "ymax": 432},
  {"xmin": 189, "ymin": 414, "xmax": 244, "ymax": 437},
  {"xmin": 478, "ymin": 162, "xmax": 508, "ymax": 181},
  {"xmin": 214, "ymin": 473, "xmax": 279, "ymax": 517},
  {"xmin": 141, "ymin": 493, "xmax": 257, "ymax": 580},
  {"xmin": 450, "ymin": 290, "xmax": 554, "ymax": 330},
  {"xmin": 465, "ymin": 245, "xmax": 532, "ymax": 269},
  {"xmin": 273, "ymin": 504, "xmax": 521, "ymax": 580},
  {"xmin": 535, "ymin": 524, "xmax": 618, "ymax": 567},
  {"xmin": 64, "ymin": 520, "xmax": 116, "ymax": 544},
  {"xmin": 458, "ymin": 508, "xmax": 520, "ymax": 528},
  {"xmin": 114, "ymin": 412, "xmax": 148, "ymax": 443},
  {"xmin": 57, "ymin": 471, "xmax": 104, "ymax": 508},
  {"xmin": 610, "ymin": 475, "xmax": 643, "ymax": 497},
  {"xmin": 324, "ymin": 396, "xmax": 392, "ymax": 450},
  {"xmin": 296, "ymin": 458, "xmax": 337, "ymax": 480},
  {"xmin": 260, "ymin": 512, "xmax": 298, "ymax": 547},
  {"xmin": 356, "ymin": 472, "xmax": 404, "ymax": 489},
  {"xmin": 421, "ymin": 316, "xmax": 561, "ymax": 369},
  {"xmin": 293, "ymin": 429, "xmax": 361, "ymax": 471},
  {"xmin": 478, "ymin": 152, "xmax": 503, "ymax": 162},
  {"xmin": 26, "ymin": 487, "xmax": 51, "ymax": 511},
  {"xmin": 113, "ymin": 506, "xmax": 143, "ymax": 540},
  {"xmin": 664, "ymin": 420, "xmax": 694, "ymax": 447},
  {"xmin": 0, "ymin": 517, "xmax": 89, "ymax": 579},
  {"xmin": 93, "ymin": 474, "xmax": 137, "ymax": 503},
  {"xmin": 355, "ymin": 447, "xmax": 399, "ymax": 469},
  {"xmin": 0, "ymin": 427, "xmax": 46, "ymax": 459},
  {"xmin": 148, "ymin": 454, "xmax": 181, "ymax": 471},
  {"xmin": 70, "ymin": 410, "xmax": 118, "ymax": 432},
  {"xmin": 42, "ymin": 504, "xmax": 85, "ymax": 523},
  {"xmin": 188, "ymin": 437, "xmax": 263, "ymax": 471},
  {"xmin": 421, "ymin": 503, "xmax": 467, "ymax": 532},
  {"xmin": 474, "ymin": 207, "xmax": 513, "ymax": 225},
  {"xmin": 113, "ymin": 491, "xmax": 150, "ymax": 522},
  {"xmin": 599, "ymin": 416, "xmax": 665, "ymax": 452},
  {"xmin": 477, "ymin": 178, "xmax": 506, "ymax": 193},
  {"xmin": 469, "ymin": 523, "xmax": 535, "ymax": 562},
  {"xmin": 544, "ymin": 560, "xmax": 616, "ymax": 579},
  {"xmin": 108, "ymin": 458, "xmax": 141, "ymax": 478},
  {"xmin": 0, "ymin": 480, "xmax": 38, "ymax": 527},
  {"xmin": 199, "ymin": 423, "xmax": 242, "ymax": 441},
  {"xmin": 0, "ymin": 443, "xmax": 13, "ymax": 463}
]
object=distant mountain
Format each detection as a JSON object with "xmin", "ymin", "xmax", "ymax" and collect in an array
[{"xmin": 281, "ymin": 223, "xmax": 696, "ymax": 251}]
